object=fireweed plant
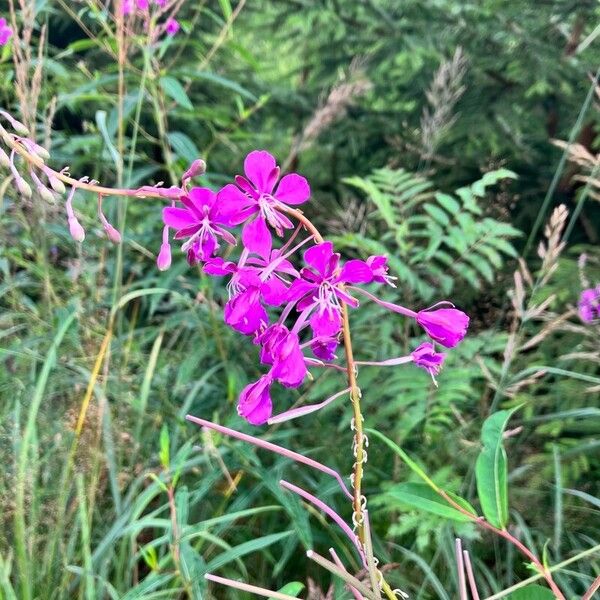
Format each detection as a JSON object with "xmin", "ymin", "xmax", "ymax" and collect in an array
[{"xmin": 2, "ymin": 112, "xmax": 594, "ymax": 600}]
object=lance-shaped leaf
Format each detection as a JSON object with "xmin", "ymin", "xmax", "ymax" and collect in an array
[
  {"xmin": 508, "ymin": 584, "xmax": 554, "ymax": 599},
  {"xmin": 475, "ymin": 407, "xmax": 521, "ymax": 529}
]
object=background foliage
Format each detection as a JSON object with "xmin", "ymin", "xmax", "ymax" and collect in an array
[{"xmin": 1, "ymin": 0, "xmax": 600, "ymax": 598}]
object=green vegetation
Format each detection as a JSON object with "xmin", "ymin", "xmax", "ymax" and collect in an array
[{"xmin": 1, "ymin": 1, "xmax": 600, "ymax": 598}]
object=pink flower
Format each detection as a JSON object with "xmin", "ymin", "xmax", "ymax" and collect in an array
[
  {"xmin": 411, "ymin": 342, "xmax": 446, "ymax": 380},
  {"xmin": 0, "ymin": 18, "xmax": 13, "ymax": 45},
  {"xmin": 217, "ymin": 150, "xmax": 310, "ymax": 254},
  {"xmin": 578, "ymin": 287, "xmax": 600, "ymax": 323},
  {"xmin": 165, "ymin": 18, "xmax": 180, "ymax": 36},
  {"xmin": 367, "ymin": 255, "xmax": 396, "ymax": 286},
  {"xmin": 255, "ymin": 324, "xmax": 307, "ymax": 388},
  {"xmin": 238, "ymin": 375, "xmax": 273, "ymax": 425},
  {"xmin": 287, "ymin": 241, "xmax": 373, "ymax": 338},
  {"xmin": 416, "ymin": 307, "xmax": 469, "ymax": 348},
  {"xmin": 162, "ymin": 187, "xmax": 236, "ymax": 264}
]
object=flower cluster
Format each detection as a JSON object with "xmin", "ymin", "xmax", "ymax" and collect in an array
[
  {"xmin": 121, "ymin": 0, "xmax": 180, "ymax": 38},
  {"xmin": 0, "ymin": 17, "xmax": 12, "ymax": 46},
  {"xmin": 161, "ymin": 150, "xmax": 470, "ymax": 425},
  {"xmin": 578, "ymin": 286, "xmax": 600, "ymax": 323}
]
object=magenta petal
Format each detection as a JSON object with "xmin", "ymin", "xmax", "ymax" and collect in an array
[
  {"xmin": 261, "ymin": 277, "xmax": 288, "ymax": 306},
  {"xmin": 310, "ymin": 306, "xmax": 342, "ymax": 338},
  {"xmin": 416, "ymin": 308, "xmax": 469, "ymax": 348},
  {"xmin": 286, "ymin": 278, "xmax": 317, "ymax": 303},
  {"xmin": 311, "ymin": 337, "xmax": 338, "ymax": 360},
  {"xmin": 304, "ymin": 241, "xmax": 336, "ymax": 276},
  {"xmin": 339, "ymin": 259, "xmax": 373, "ymax": 284},
  {"xmin": 204, "ymin": 257, "xmax": 237, "ymax": 276},
  {"xmin": 244, "ymin": 150, "xmax": 277, "ymax": 193},
  {"xmin": 187, "ymin": 187, "xmax": 215, "ymax": 214},
  {"xmin": 224, "ymin": 289, "xmax": 268, "ymax": 335},
  {"xmin": 217, "ymin": 184, "xmax": 258, "ymax": 225},
  {"xmin": 163, "ymin": 207, "xmax": 196, "ymax": 229},
  {"xmin": 237, "ymin": 375, "xmax": 273, "ymax": 425},
  {"xmin": 274, "ymin": 173, "xmax": 310, "ymax": 205},
  {"xmin": 242, "ymin": 216, "xmax": 272, "ymax": 259},
  {"xmin": 411, "ymin": 342, "xmax": 446, "ymax": 377}
]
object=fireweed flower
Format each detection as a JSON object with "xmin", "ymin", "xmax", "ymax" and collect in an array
[
  {"xmin": 0, "ymin": 18, "xmax": 12, "ymax": 46},
  {"xmin": 217, "ymin": 150, "xmax": 310, "ymax": 255},
  {"xmin": 162, "ymin": 187, "xmax": 236, "ymax": 264},
  {"xmin": 415, "ymin": 307, "xmax": 469, "ymax": 348},
  {"xmin": 578, "ymin": 286, "xmax": 600, "ymax": 323},
  {"xmin": 286, "ymin": 241, "xmax": 374, "ymax": 339},
  {"xmin": 411, "ymin": 342, "xmax": 446, "ymax": 382},
  {"xmin": 238, "ymin": 374, "xmax": 273, "ymax": 425},
  {"xmin": 165, "ymin": 18, "xmax": 180, "ymax": 36}
]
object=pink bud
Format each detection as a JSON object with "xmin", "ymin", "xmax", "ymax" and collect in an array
[
  {"xmin": 47, "ymin": 173, "xmax": 66, "ymax": 195},
  {"xmin": 16, "ymin": 176, "xmax": 32, "ymax": 198},
  {"xmin": 156, "ymin": 242, "xmax": 172, "ymax": 271},
  {"xmin": 104, "ymin": 223, "xmax": 122, "ymax": 244},
  {"xmin": 182, "ymin": 159, "xmax": 206, "ymax": 182},
  {"xmin": 68, "ymin": 217, "xmax": 85, "ymax": 242}
]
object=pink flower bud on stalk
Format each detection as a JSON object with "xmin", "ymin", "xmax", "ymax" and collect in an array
[
  {"xmin": 97, "ymin": 195, "xmax": 122, "ymax": 243},
  {"xmin": 65, "ymin": 186, "xmax": 85, "ymax": 242},
  {"xmin": 45, "ymin": 169, "xmax": 66, "ymax": 195},
  {"xmin": 0, "ymin": 110, "xmax": 29, "ymax": 136},
  {"xmin": 156, "ymin": 225, "xmax": 172, "ymax": 271},
  {"xmin": 30, "ymin": 170, "xmax": 56, "ymax": 204},
  {"xmin": 165, "ymin": 18, "xmax": 180, "ymax": 36},
  {"xmin": 182, "ymin": 159, "xmax": 206, "ymax": 189},
  {"xmin": 20, "ymin": 138, "xmax": 50, "ymax": 160}
]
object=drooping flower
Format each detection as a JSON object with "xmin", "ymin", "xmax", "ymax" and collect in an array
[
  {"xmin": 237, "ymin": 374, "xmax": 273, "ymax": 426},
  {"xmin": 162, "ymin": 187, "xmax": 236, "ymax": 264},
  {"xmin": 578, "ymin": 286, "xmax": 600, "ymax": 323},
  {"xmin": 255, "ymin": 324, "xmax": 307, "ymax": 388},
  {"xmin": 165, "ymin": 18, "xmax": 180, "ymax": 36},
  {"xmin": 367, "ymin": 255, "xmax": 396, "ymax": 287},
  {"xmin": 411, "ymin": 342, "xmax": 446, "ymax": 381},
  {"xmin": 415, "ymin": 306, "xmax": 469, "ymax": 348},
  {"xmin": 0, "ymin": 18, "xmax": 12, "ymax": 46},
  {"xmin": 156, "ymin": 225, "xmax": 172, "ymax": 271},
  {"xmin": 286, "ymin": 241, "xmax": 373, "ymax": 339},
  {"xmin": 217, "ymin": 150, "xmax": 310, "ymax": 254}
]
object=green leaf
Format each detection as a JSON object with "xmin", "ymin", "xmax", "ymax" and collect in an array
[
  {"xmin": 507, "ymin": 584, "xmax": 554, "ymax": 599},
  {"xmin": 191, "ymin": 70, "xmax": 258, "ymax": 101},
  {"xmin": 159, "ymin": 425, "xmax": 170, "ymax": 469},
  {"xmin": 475, "ymin": 407, "xmax": 521, "ymax": 529},
  {"xmin": 95, "ymin": 110, "xmax": 121, "ymax": 171},
  {"xmin": 269, "ymin": 582, "xmax": 305, "ymax": 599},
  {"xmin": 385, "ymin": 483, "xmax": 475, "ymax": 522},
  {"xmin": 168, "ymin": 132, "xmax": 201, "ymax": 164},
  {"xmin": 160, "ymin": 76, "xmax": 194, "ymax": 110}
]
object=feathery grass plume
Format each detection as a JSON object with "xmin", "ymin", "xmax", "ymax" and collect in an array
[
  {"xmin": 538, "ymin": 203, "xmax": 568, "ymax": 286},
  {"xmin": 420, "ymin": 47, "xmax": 467, "ymax": 161}
]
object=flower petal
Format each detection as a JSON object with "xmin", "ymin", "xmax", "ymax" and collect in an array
[
  {"xmin": 217, "ymin": 184, "xmax": 258, "ymax": 225},
  {"xmin": 244, "ymin": 150, "xmax": 277, "ymax": 194},
  {"xmin": 310, "ymin": 306, "xmax": 342, "ymax": 338},
  {"xmin": 242, "ymin": 216, "xmax": 272, "ymax": 259},
  {"xmin": 261, "ymin": 277, "xmax": 288, "ymax": 306},
  {"xmin": 274, "ymin": 173, "xmax": 310, "ymax": 205},
  {"xmin": 339, "ymin": 259, "xmax": 373, "ymax": 284},
  {"xmin": 304, "ymin": 241, "xmax": 336, "ymax": 276},
  {"xmin": 162, "ymin": 206, "xmax": 196, "ymax": 229},
  {"xmin": 187, "ymin": 187, "xmax": 215, "ymax": 215},
  {"xmin": 237, "ymin": 375, "xmax": 273, "ymax": 425}
]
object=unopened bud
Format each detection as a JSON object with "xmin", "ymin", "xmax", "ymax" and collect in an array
[
  {"xmin": 182, "ymin": 159, "xmax": 206, "ymax": 182},
  {"xmin": 0, "ymin": 148, "xmax": 9, "ymax": 168},
  {"xmin": 0, "ymin": 111, "xmax": 30, "ymax": 136},
  {"xmin": 16, "ymin": 176, "xmax": 32, "ymax": 198},
  {"xmin": 37, "ymin": 184, "xmax": 56, "ymax": 204},
  {"xmin": 104, "ymin": 223, "xmax": 122, "ymax": 244},
  {"xmin": 47, "ymin": 173, "xmax": 66, "ymax": 195},
  {"xmin": 31, "ymin": 143, "xmax": 50, "ymax": 161},
  {"xmin": 68, "ymin": 216, "xmax": 85, "ymax": 242},
  {"xmin": 156, "ymin": 242, "xmax": 172, "ymax": 271}
]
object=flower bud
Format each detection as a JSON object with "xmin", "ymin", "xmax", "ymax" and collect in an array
[
  {"xmin": 16, "ymin": 176, "xmax": 32, "ymax": 198},
  {"xmin": 0, "ymin": 148, "xmax": 9, "ymax": 168},
  {"xmin": 31, "ymin": 143, "xmax": 50, "ymax": 161},
  {"xmin": 103, "ymin": 223, "xmax": 122, "ymax": 244},
  {"xmin": 156, "ymin": 242, "xmax": 172, "ymax": 271},
  {"xmin": 182, "ymin": 159, "xmax": 206, "ymax": 182},
  {"xmin": 68, "ymin": 216, "xmax": 86, "ymax": 242},
  {"xmin": 0, "ymin": 111, "xmax": 29, "ymax": 136},
  {"xmin": 37, "ymin": 184, "xmax": 57, "ymax": 204},
  {"xmin": 47, "ymin": 173, "xmax": 66, "ymax": 195}
]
